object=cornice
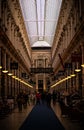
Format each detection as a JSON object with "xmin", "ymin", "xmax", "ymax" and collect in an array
[{"xmin": 7, "ymin": 0, "xmax": 31, "ymax": 58}]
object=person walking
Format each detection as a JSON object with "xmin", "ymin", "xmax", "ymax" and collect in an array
[
  {"xmin": 17, "ymin": 92, "xmax": 23, "ymax": 112},
  {"xmin": 36, "ymin": 91, "xmax": 41, "ymax": 105}
]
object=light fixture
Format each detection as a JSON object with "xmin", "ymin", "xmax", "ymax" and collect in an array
[
  {"xmin": 81, "ymin": 64, "xmax": 84, "ymax": 68},
  {"xmin": 2, "ymin": 70, "xmax": 8, "ymax": 73},
  {"xmin": 0, "ymin": 66, "xmax": 2, "ymax": 69},
  {"xmin": 75, "ymin": 63, "xmax": 81, "ymax": 72},
  {"xmin": 8, "ymin": 73, "xmax": 13, "ymax": 76},
  {"xmin": 51, "ymin": 74, "xmax": 76, "ymax": 88},
  {"xmin": 12, "ymin": 75, "xmax": 16, "ymax": 78},
  {"xmin": 70, "ymin": 74, "xmax": 76, "ymax": 77},
  {"xmin": 75, "ymin": 69, "xmax": 81, "ymax": 72}
]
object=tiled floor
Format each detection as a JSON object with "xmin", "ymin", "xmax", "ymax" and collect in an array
[{"xmin": 0, "ymin": 102, "xmax": 83, "ymax": 130}]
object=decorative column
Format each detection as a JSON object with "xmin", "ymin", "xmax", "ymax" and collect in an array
[
  {"xmin": 0, "ymin": 47, "xmax": 2, "ymax": 97},
  {"xmin": 81, "ymin": 43, "xmax": 84, "ymax": 97},
  {"xmin": 9, "ymin": 16, "xmax": 12, "ymax": 41},
  {"xmin": 72, "ymin": 62, "xmax": 76, "ymax": 91},
  {"xmin": 35, "ymin": 59, "xmax": 38, "ymax": 91},
  {"xmin": 2, "ymin": 49, "xmax": 8, "ymax": 97},
  {"xmin": 7, "ymin": 12, "xmax": 10, "ymax": 37},
  {"xmin": 16, "ymin": 69, "xmax": 19, "ymax": 95},
  {"xmin": 65, "ymin": 69, "xmax": 68, "ymax": 91},
  {"xmin": 19, "ymin": 68, "xmax": 22, "ymax": 92},
  {"xmin": 43, "ymin": 59, "xmax": 46, "ymax": 91},
  {"xmin": 75, "ymin": 62, "xmax": 80, "ymax": 90},
  {"xmin": 18, "ymin": 68, "xmax": 21, "ymax": 93},
  {"xmin": 7, "ymin": 56, "xmax": 12, "ymax": 96}
]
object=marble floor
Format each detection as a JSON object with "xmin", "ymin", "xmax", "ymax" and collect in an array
[{"xmin": 0, "ymin": 102, "xmax": 83, "ymax": 130}]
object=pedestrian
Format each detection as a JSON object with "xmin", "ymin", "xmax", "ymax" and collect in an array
[
  {"xmin": 17, "ymin": 92, "xmax": 23, "ymax": 112},
  {"xmin": 36, "ymin": 91, "xmax": 41, "ymax": 105}
]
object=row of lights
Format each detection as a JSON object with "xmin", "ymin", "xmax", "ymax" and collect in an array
[
  {"xmin": 0, "ymin": 66, "xmax": 33, "ymax": 88},
  {"xmin": 51, "ymin": 64, "xmax": 84, "ymax": 88},
  {"xmin": 51, "ymin": 74, "xmax": 76, "ymax": 88}
]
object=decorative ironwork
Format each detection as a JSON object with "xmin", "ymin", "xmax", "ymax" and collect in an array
[{"xmin": 30, "ymin": 67, "xmax": 53, "ymax": 73}]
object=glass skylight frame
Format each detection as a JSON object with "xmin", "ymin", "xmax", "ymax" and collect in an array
[{"xmin": 19, "ymin": 0, "xmax": 62, "ymax": 47}]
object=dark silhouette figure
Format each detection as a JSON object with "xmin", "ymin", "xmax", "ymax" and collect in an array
[
  {"xmin": 36, "ymin": 92, "xmax": 41, "ymax": 105},
  {"xmin": 41, "ymin": 91, "xmax": 46, "ymax": 104},
  {"xmin": 23, "ymin": 92, "xmax": 28, "ymax": 108},
  {"xmin": 17, "ymin": 92, "xmax": 23, "ymax": 112}
]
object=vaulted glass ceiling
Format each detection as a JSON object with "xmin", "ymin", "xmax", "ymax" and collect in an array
[{"xmin": 19, "ymin": 0, "xmax": 62, "ymax": 47}]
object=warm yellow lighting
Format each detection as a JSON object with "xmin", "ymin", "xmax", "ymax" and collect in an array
[
  {"xmin": 2, "ymin": 70, "xmax": 8, "ymax": 73},
  {"xmin": 67, "ymin": 76, "xmax": 71, "ymax": 79},
  {"xmin": 81, "ymin": 64, "xmax": 84, "ymax": 68},
  {"xmin": 8, "ymin": 73, "xmax": 13, "ymax": 76},
  {"xmin": 15, "ymin": 77, "xmax": 20, "ymax": 80},
  {"xmin": 20, "ymin": 80, "xmax": 33, "ymax": 88},
  {"xmin": 0, "ymin": 66, "xmax": 2, "ymax": 69},
  {"xmin": 12, "ymin": 76, "xmax": 16, "ymax": 78},
  {"xmin": 70, "ymin": 74, "xmax": 76, "ymax": 77},
  {"xmin": 51, "ymin": 74, "xmax": 76, "ymax": 88},
  {"xmin": 75, "ymin": 69, "xmax": 81, "ymax": 72},
  {"xmin": 18, "ymin": 78, "xmax": 21, "ymax": 81}
]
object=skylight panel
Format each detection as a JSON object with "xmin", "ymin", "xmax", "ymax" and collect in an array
[
  {"xmin": 19, "ymin": 0, "xmax": 62, "ymax": 47},
  {"xmin": 36, "ymin": 0, "xmax": 45, "ymax": 40}
]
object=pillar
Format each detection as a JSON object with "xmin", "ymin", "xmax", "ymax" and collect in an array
[
  {"xmin": 43, "ymin": 59, "xmax": 46, "ymax": 91},
  {"xmin": 81, "ymin": 43, "xmax": 84, "ymax": 97},
  {"xmin": 0, "ymin": 47, "xmax": 2, "ymax": 97},
  {"xmin": 1, "ymin": 49, "xmax": 8, "ymax": 97}
]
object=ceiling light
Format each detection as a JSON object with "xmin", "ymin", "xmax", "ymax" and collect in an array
[
  {"xmin": 75, "ymin": 69, "xmax": 81, "ymax": 72},
  {"xmin": 70, "ymin": 74, "xmax": 76, "ymax": 77},
  {"xmin": 2, "ymin": 70, "xmax": 8, "ymax": 73},
  {"xmin": 12, "ymin": 76, "xmax": 16, "ymax": 78},
  {"xmin": 8, "ymin": 73, "xmax": 13, "ymax": 76},
  {"xmin": 0, "ymin": 66, "xmax": 2, "ymax": 69},
  {"xmin": 81, "ymin": 64, "xmax": 84, "ymax": 68}
]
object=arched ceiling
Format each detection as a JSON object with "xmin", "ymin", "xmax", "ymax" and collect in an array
[{"xmin": 19, "ymin": 0, "xmax": 62, "ymax": 47}]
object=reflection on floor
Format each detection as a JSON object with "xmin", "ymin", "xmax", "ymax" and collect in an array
[
  {"xmin": 0, "ymin": 105, "xmax": 33, "ymax": 130},
  {"xmin": 0, "ymin": 102, "xmax": 83, "ymax": 130}
]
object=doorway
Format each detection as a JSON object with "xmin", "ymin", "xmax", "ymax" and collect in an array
[{"xmin": 38, "ymin": 80, "xmax": 43, "ymax": 93}]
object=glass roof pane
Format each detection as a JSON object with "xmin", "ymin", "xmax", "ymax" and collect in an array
[
  {"xmin": 36, "ymin": 0, "xmax": 45, "ymax": 40},
  {"xmin": 19, "ymin": 0, "xmax": 62, "ymax": 47},
  {"xmin": 45, "ymin": 0, "xmax": 62, "ymax": 45}
]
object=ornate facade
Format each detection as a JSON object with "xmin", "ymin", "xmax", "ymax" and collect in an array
[{"xmin": 51, "ymin": 0, "xmax": 84, "ymax": 97}]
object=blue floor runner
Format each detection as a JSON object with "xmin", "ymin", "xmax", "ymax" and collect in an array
[{"xmin": 19, "ymin": 104, "xmax": 65, "ymax": 130}]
